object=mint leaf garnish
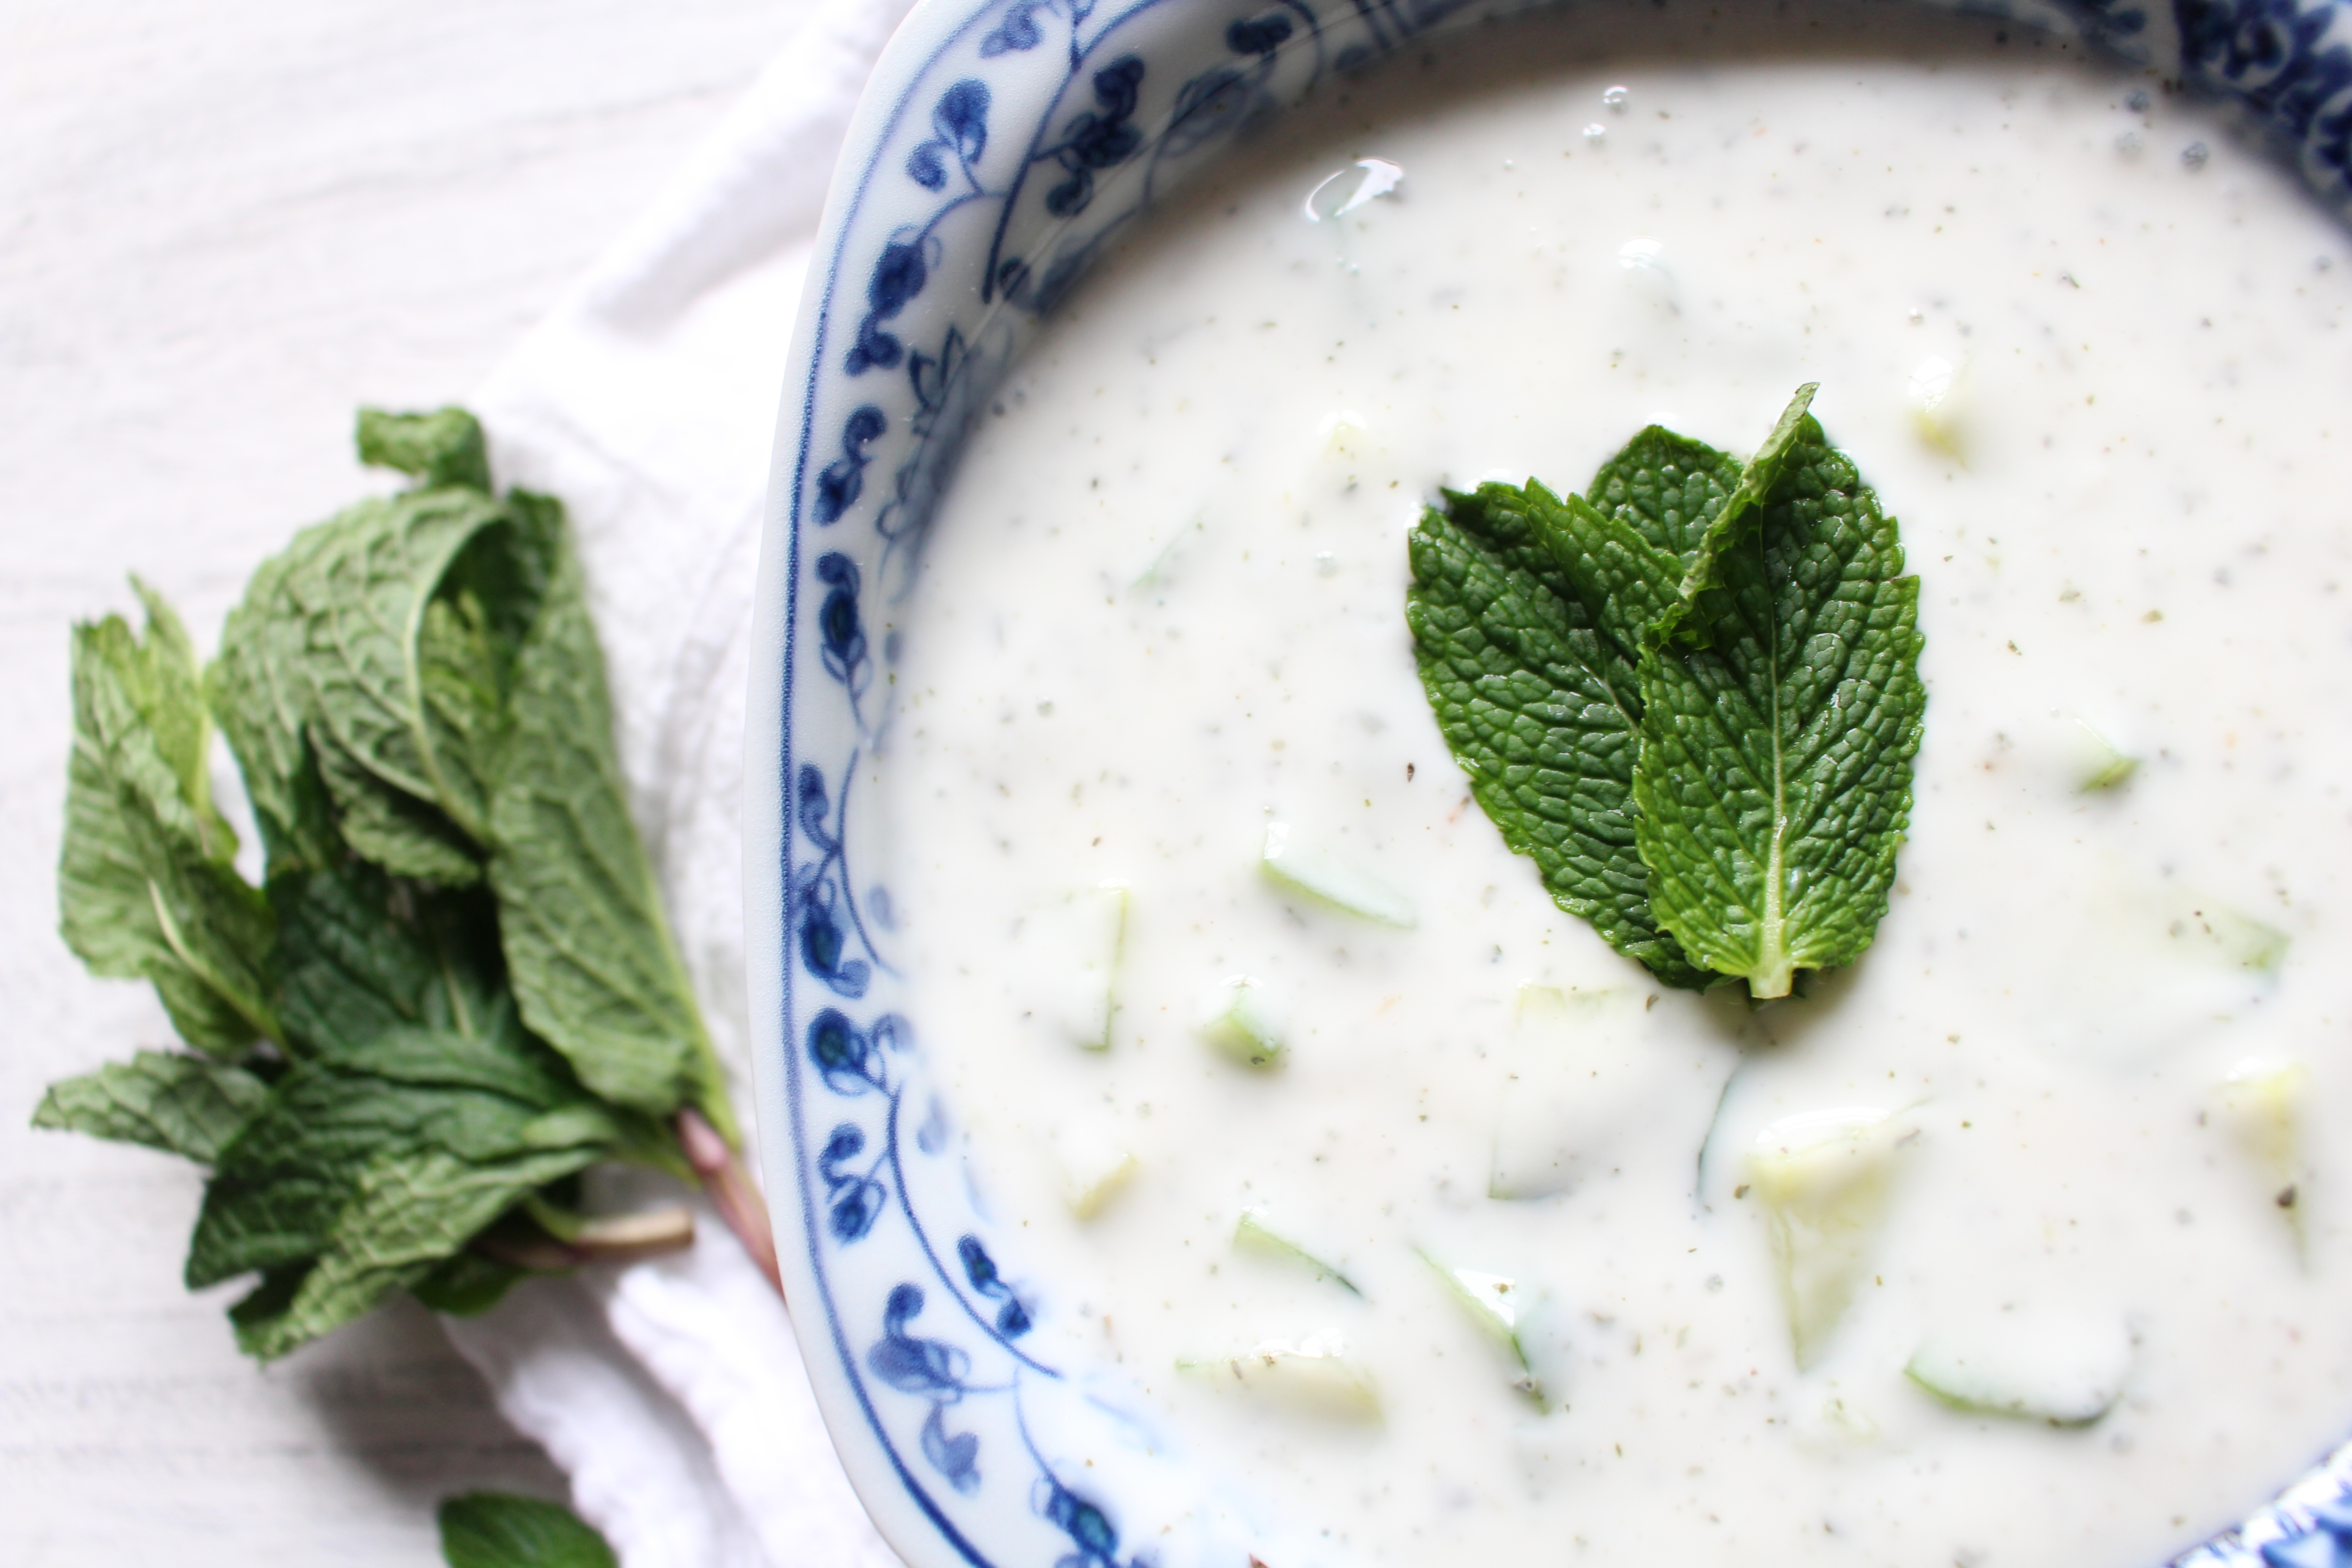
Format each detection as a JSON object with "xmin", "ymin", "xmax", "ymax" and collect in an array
[
  {"xmin": 438, "ymin": 1491, "xmax": 618, "ymax": 1568},
  {"xmin": 1635, "ymin": 407, "xmax": 1923, "ymax": 997},
  {"xmin": 1409, "ymin": 387, "xmax": 1922, "ymax": 997}
]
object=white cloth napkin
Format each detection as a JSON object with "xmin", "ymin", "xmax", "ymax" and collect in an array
[{"xmin": 437, "ymin": 0, "xmax": 917, "ymax": 1560}]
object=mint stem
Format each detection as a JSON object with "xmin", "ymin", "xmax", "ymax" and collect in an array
[
  {"xmin": 676, "ymin": 1107, "xmax": 782, "ymax": 1297},
  {"xmin": 573, "ymin": 1206, "xmax": 696, "ymax": 1259},
  {"xmin": 474, "ymin": 1206, "xmax": 698, "ymax": 1273}
]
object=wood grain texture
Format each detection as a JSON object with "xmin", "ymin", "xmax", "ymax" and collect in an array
[{"xmin": 0, "ymin": 1, "xmax": 803, "ymax": 1560}]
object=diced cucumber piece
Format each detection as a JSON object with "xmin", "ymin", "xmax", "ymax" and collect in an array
[
  {"xmin": 2175, "ymin": 905, "xmax": 2291, "ymax": 975},
  {"xmin": 1181, "ymin": 1333, "xmax": 1382, "ymax": 1422},
  {"xmin": 2217, "ymin": 1058, "xmax": 2311, "ymax": 1253},
  {"xmin": 2219, "ymin": 1058, "xmax": 2308, "ymax": 1168},
  {"xmin": 1260, "ymin": 822, "xmax": 1416, "ymax": 928},
  {"xmin": 1905, "ymin": 353, "xmax": 1967, "ymax": 458},
  {"xmin": 1749, "ymin": 1107, "xmax": 1910, "ymax": 1370},
  {"xmin": 2042, "ymin": 869, "xmax": 2292, "ymax": 1071},
  {"xmin": 1489, "ymin": 982, "xmax": 1678, "ymax": 1200},
  {"xmin": 1793, "ymin": 1390, "xmax": 1883, "ymax": 1451},
  {"xmin": 1235, "ymin": 1209, "xmax": 1361, "ymax": 1296},
  {"xmin": 1021, "ymin": 882, "xmax": 1129, "ymax": 1051},
  {"xmin": 1130, "ymin": 515, "xmax": 1205, "ymax": 593},
  {"xmin": 2062, "ymin": 718, "xmax": 2139, "ymax": 792},
  {"xmin": 1053, "ymin": 1121, "xmax": 1138, "ymax": 1220},
  {"xmin": 1418, "ymin": 1249, "xmax": 1546, "ymax": 1406},
  {"xmin": 1905, "ymin": 1313, "xmax": 2132, "ymax": 1426},
  {"xmin": 1198, "ymin": 975, "xmax": 1286, "ymax": 1068},
  {"xmin": 1997, "ymin": 710, "xmax": 2140, "ymax": 796},
  {"xmin": 2088, "ymin": 879, "xmax": 2287, "ymax": 978},
  {"xmin": 1317, "ymin": 407, "xmax": 1376, "ymax": 458}
]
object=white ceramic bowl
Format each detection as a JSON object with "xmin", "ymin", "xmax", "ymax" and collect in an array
[{"xmin": 745, "ymin": 0, "xmax": 2352, "ymax": 1562}]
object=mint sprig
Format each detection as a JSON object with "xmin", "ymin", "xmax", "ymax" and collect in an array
[
  {"xmin": 1408, "ymin": 387, "xmax": 1924, "ymax": 998},
  {"xmin": 34, "ymin": 408, "xmax": 771, "ymax": 1359}
]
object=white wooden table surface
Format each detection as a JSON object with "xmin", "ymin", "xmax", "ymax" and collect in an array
[{"xmin": 1, "ymin": 3, "xmax": 812, "ymax": 1559}]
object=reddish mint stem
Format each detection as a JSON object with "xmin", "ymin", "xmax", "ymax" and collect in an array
[{"xmin": 677, "ymin": 1106, "xmax": 783, "ymax": 1298}]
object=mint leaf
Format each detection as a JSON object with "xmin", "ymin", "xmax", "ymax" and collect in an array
[
  {"xmin": 230, "ymin": 1143, "xmax": 598, "ymax": 1360},
  {"xmin": 312, "ymin": 722, "xmax": 486, "ymax": 884},
  {"xmin": 281, "ymin": 882, "xmax": 686, "ymax": 1167},
  {"xmin": 438, "ymin": 1492, "xmax": 618, "ymax": 1568},
  {"xmin": 48, "ymin": 405, "xmax": 752, "ymax": 1364},
  {"xmin": 489, "ymin": 525, "xmax": 726, "ymax": 1124},
  {"xmin": 185, "ymin": 1064, "xmax": 500, "ymax": 1285},
  {"xmin": 1545, "ymin": 390, "xmax": 1817, "ymax": 667},
  {"xmin": 329, "ymin": 1019, "xmax": 584, "ymax": 1109},
  {"xmin": 418, "ymin": 594, "xmax": 506, "ymax": 808},
  {"xmin": 1411, "ymin": 388, "xmax": 1919, "ymax": 997},
  {"xmin": 1586, "ymin": 426, "xmax": 1742, "ymax": 584},
  {"xmin": 1633, "ymin": 410, "xmax": 1923, "ymax": 997},
  {"xmin": 188, "ymin": 1025, "xmax": 613, "ymax": 1288},
  {"xmin": 208, "ymin": 530, "xmax": 349, "ymax": 878},
  {"xmin": 1649, "ymin": 384, "xmax": 1818, "ymax": 647},
  {"xmin": 208, "ymin": 416, "xmax": 555, "ymax": 886},
  {"xmin": 211, "ymin": 496, "xmax": 498, "ymax": 887},
  {"xmin": 287, "ymin": 486, "xmax": 512, "ymax": 849},
  {"xmin": 61, "ymin": 586, "xmax": 280, "ymax": 1052},
  {"xmin": 32, "ymin": 1050, "xmax": 269, "ymax": 1163},
  {"xmin": 188, "ymin": 1014, "xmax": 616, "ymax": 1357},
  {"xmin": 411, "ymin": 1251, "xmax": 529, "ymax": 1317},
  {"xmin": 358, "ymin": 407, "xmax": 495, "ymax": 493},
  {"xmin": 1589, "ymin": 429, "xmax": 1742, "ymax": 548},
  {"xmin": 272, "ymin": 867, "xmax": 509, "ymax": 1056},
  {"xmin": 1406, "ymin": 483, "xmax": 1705, "ymax": 988},
  {"xmin": 1544, "ymin": 491, "xmax": 1689, "ymax": 665}
]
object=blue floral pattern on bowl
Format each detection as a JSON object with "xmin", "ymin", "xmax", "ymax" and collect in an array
[{"xmin": 746, "ymin": 0, "xmax": 2352, "ymax": 1562}]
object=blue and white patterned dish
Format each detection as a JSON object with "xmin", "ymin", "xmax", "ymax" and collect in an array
[{"xmin": 745, "ymin": 0, "xmax": 2352, "ymax": 1562}]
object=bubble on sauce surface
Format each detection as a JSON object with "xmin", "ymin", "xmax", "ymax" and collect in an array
[{"xmin": 1303, "ymin": 157, "xmax": 1403, "ymax": 222}]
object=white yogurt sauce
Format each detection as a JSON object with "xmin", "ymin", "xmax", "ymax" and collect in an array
[{"xmin": 870, "ymin": 3, "xmax": 2352, "ymax": 1563}]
